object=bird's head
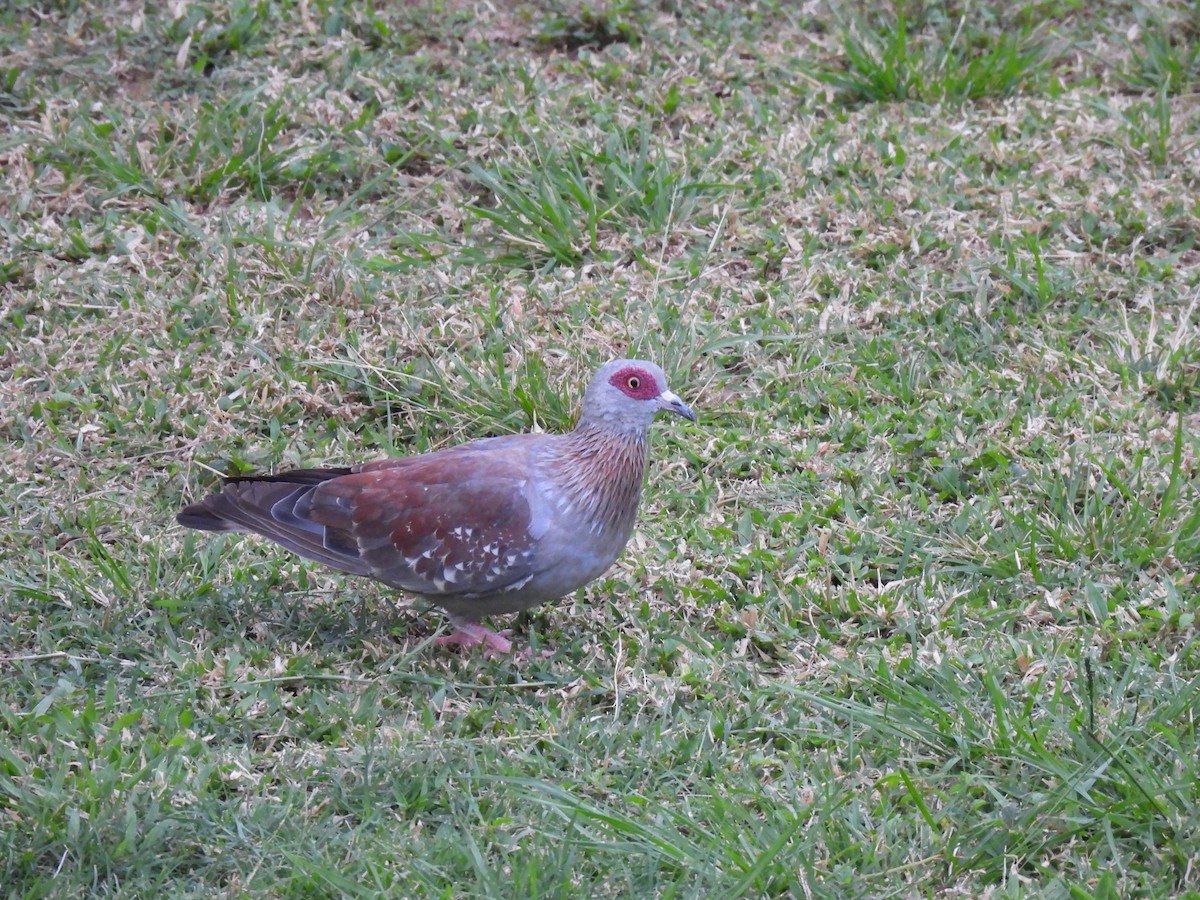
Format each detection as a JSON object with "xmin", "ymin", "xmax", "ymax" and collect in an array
[{"xmin": 579, "ymin": 358, "xmax": 696, "ymax": 436}]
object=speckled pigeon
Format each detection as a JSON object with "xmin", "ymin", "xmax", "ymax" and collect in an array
[{"xmin": 177, "ymin": 359, "xmax": 696, "ymax": 655}]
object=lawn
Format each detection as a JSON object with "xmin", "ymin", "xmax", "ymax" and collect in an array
[{"xmin": 2, "ymin": 0, "xmax": 1199, "ymax": 896}]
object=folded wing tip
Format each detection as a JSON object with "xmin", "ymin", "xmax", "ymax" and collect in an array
[{"xmin": 177, "ymin": 504, "xmax": 240, "ymax": 531}]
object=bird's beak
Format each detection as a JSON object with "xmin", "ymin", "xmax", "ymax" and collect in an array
[{"xmin": 657, "ymin": 390, "xmax": 697, "ymax": 423}]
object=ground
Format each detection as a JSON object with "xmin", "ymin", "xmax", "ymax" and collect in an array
[{"xmin": 2, "ymin": 0, "xmax": 1199, "ymax": 896}]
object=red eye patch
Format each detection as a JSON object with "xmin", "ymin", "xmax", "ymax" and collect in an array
[{"xmin": 608, "ymin": 366, "xmax": 660, "ymax": 400}]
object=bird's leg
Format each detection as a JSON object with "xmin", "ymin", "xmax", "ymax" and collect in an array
[
  {"xmin": 436, "ymin": 619, "xmax": 515, "ymax": 656},
  {"xmin": 435, "ymin": 617, "xmax": 553, "ymax": 659}
]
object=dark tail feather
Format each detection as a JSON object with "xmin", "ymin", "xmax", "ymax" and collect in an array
[
  {"xmin": 226, "ymin": 467, "xmax": 353, "ymax": 486},
  {"xmin": 177, "ymin": 504, "xmax": 241, "ymax": 531},
  {"xmin": 176, "ymin": 468, "xmax": 372, "ymax": 577},
  {"xmin": 177, "ymin": 468, "xmax": 351, "ymax": 531}
]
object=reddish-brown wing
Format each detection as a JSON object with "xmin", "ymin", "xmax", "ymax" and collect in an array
[{"xmin": 304, "ymin": 452, "xmax": 538, "ymax": 597}]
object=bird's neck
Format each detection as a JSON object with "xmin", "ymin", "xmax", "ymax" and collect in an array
[{"xmin": 556, "ymin": 422, "xmax": 649, "ymax": 534}]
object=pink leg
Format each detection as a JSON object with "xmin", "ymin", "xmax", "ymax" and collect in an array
[
  {"xmin": 435, "ymin": 621, "xmax": 514, "ymax": 655},
  {"xmin": 434, "ymin": 618, "xmax": 554, "ymax": 659}
]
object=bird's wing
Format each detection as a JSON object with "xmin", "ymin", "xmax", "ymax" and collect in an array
[
  {"xmin": 310, "ymin": 452, "xmax": 543, "ymax": 596},
  {"xmin": 180, "ymin": 447, "xmax": 544, "ymax": 597}
]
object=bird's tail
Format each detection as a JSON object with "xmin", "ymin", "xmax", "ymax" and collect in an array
[
  {"xmin": 178, "ymin": 468, "xmax": 350, "ymax": 531},
  {"xmin": 176, "ymin": 468, "xmax": 372, "ymax": 576}
]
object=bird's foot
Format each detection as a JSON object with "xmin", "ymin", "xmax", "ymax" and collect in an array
[
  {"xmin": 435, "ymin": 623, "xmax": 552, "ymax": 659},
  {"xmin": 435, "ymin": 623, "xmax": 514, "ymax": 656}
]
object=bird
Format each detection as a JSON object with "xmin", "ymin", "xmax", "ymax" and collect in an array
[{"xmin": 177, "ymin": 358, "xmax": 696, "ymax": 655}]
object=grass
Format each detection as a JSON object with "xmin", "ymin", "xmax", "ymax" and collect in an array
[
  {"xmin": 2, "ymin": 0, "xmax": 1200, "ymax": 896},
  {"xmin": 809, "ymin": 8, "xmax": 1049, "ymax": 105},
  {"xmin": 465, "ymin": 126, "xmax": 722, "ymax": 270},
  {"xmin": 1120, "ymin": 7, "xmax": 1200, "ymax": 95}
]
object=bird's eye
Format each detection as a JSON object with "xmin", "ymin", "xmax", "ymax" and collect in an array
[{"xmin": 628, "ymin": 377, "xmax": 640, "ymax": 389}]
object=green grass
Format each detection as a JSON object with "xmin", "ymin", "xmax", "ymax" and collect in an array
[
  {"xmin": 465, "ymin": 126, "xmax": 723, "ymax": 270},
  {"xmin": 3, "ymin": 0, "xmax": 1200, "ymax": 896},
  {"xmin": 810, "ymin": 8, "xmax": 1049, "ymax": 105},
  {"xmin": 1120, "ymin": 6, "xmax": 1200, "ymax": 95}
]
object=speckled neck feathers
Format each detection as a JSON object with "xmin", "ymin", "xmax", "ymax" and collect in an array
[{"xmin": 551, "ymin": 422, "xmax": 649, "ymax": 537}]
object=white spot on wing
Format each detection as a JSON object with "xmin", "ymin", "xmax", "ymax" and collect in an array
[{"xmin": 502, "ymin": 574, "xmax": 533, "ymax": 592}]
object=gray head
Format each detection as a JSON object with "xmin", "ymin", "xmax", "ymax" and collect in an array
[{"xmin": 576, "ymin": 358, "xmax": 696, "ymax": 437}]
